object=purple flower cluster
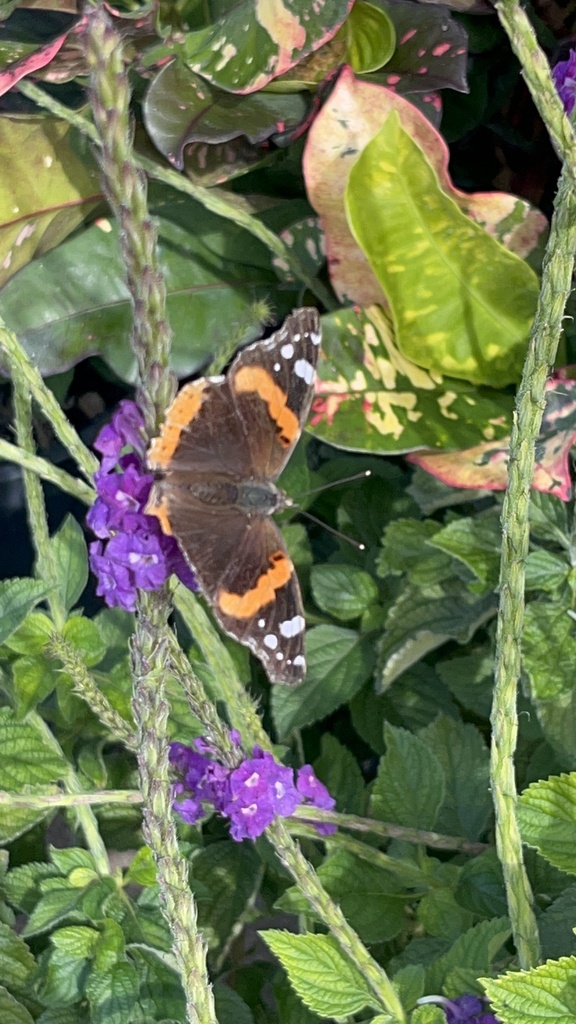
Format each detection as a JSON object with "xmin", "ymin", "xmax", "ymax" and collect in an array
[
  {"xmin": 170, "ymin": 740, "xmax": 337, "ymax": 842},
  {"xmin": 553, "ymin": 49, "xmax": 576, "ymax": 116},
  {"xmin": 87, "ymin": 400, "xmax": 196, "ymax": 612},
  {"xmin": 444, "ymin": 995, "xmax": 499, "ymax": 1024}
]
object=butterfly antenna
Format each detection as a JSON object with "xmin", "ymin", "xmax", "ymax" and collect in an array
[
  {"xmin": 297, "ymin": 508, "xmax": 366, "ymax": 551},
  {"xmin": 298, "ymin": 469, "xmax": 372, "ymax": 500}
]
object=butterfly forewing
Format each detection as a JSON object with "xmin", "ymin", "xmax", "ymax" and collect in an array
[{"xmin": 146, "ymin": 307, "xmax": 321, "ymax": 685}]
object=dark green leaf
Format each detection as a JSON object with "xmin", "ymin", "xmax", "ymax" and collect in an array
[
  {"xmin": 538, "ymin": 885, "xmax": 576, "ymax": 960},
  {"xmin": 429, "ymin": 514, "xmax": 502, "ymax": 588},
  {"xmin": 523, "ymin": 601, "xmax": 576, "ymax": 701},
  {"xmin": 370, "ymin": 723, "xmax": 445, "ymax": 830},
  {"xmin": 50, "ymin": 515, "xmax": 88, "ymax": 613},
  {"xmin": 0, "ymin": 579, "xmax": 49, "ymax": 647},
  {"xmin": 193, "ymin": 842, "xmax": 262, "ymax": 952},
  {"xmin": 310, "ymin": 564, "xmax": 378, "ymax": 620},
  {"xmin": 0, "ymin": 987, "xmax": 35, "ymax": 1024},
  {"xmin": 420, "ymin": 716, "xmax": 491, "ymax": 840}
]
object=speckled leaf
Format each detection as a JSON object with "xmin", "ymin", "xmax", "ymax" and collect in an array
[
  {"xmin": 144, "ymin": 59, "xmax": 310, "ymax": 169},
  {"xmin": 0, "ymin": 213, "xmax": 295, "ymax": 382},
  {"xmin": 272, "ymin": 216, "xmax": 325, "ymax": 284},
  {"xmin": 408, "ymin": 379, "xmax": 576, "ymax": 501},
  {"xmin": 0, "ymin": 28, "xmax": 68, "ymax": 95},
  {"xmin": 309, "ymin": 306, "xmax": 512, "ymax": 454},
  {"xmin": 346, "ymin": 113, "xmax": 538, "ymax": 386},
  {"xmin": 304, "ymin": 68, "xmax": 547, "ymax": 306},
  {"xmin": 181, "ymin": 0, "xmax": 353, "ymax": 94},
  {"xmin": 0, "ymin": 117, "xmax": 100, "ymax": 288},
  {"xmin": 372, "ymin": 0, "xmax": 468, "ymax": 95},
  {"xmin": 341, "ymin": 0, "xmax": 395, "ymax": 74}
]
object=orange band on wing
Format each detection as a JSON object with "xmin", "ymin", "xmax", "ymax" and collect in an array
[
  {"xmin": 218, "ymin": 550, "xmax": 292, "ymax": 619},
  {"xmin": 233, "ymin": 367, "xmax": 299, "ymax": 448},
  {"xmin": 144, "ymin": 492, "xmax": 173, "ymax": 536},
  {"xmin": 148, "ymin": 382, "xmax": 206, "ymax": 468}
]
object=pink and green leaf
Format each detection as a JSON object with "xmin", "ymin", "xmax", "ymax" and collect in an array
[
  {"xmin": 407, "ymin": 379, "xmax": 576, "ymax": 502},
  {"xmin": 181, "ymin": 0, "xmax": 353, "ymax": 95},
  {"xmin": 345, "ymin": 112, "xmax": 539, "ymax": 386},
  {"xmin": 309, "ymin": 306, "xmax": 513, "ymax": 453},
  {"xmin": 374, "ymin": 0, "xmax": 468, "ymax": 95}
]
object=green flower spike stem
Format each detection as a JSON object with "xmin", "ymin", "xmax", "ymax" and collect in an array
[
  {"xmin": 491, "ymin": 4, "xmax": 576, "ymax": 970},
  {"xmin": 84, "ymin": 10, "xmax": 216, "ymax": 1024}
]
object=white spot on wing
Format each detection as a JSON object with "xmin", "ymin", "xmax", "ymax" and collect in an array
[
  {"xmin": 293, "ymin": 654, "xmax": 305, "ymax": 668},
  {"xmin": 281, "ymin": 343, "xmax": 294, "ymax": 359},
  {"xmin": 294, "ymin": 359, "xmax": 315, "ymax": 385},
  {"xmin": 275, "ymin": 651, "xmax": 284, "ymax": 660},
  {"xmin": 258, "ymin": 618, "xmax": 265, "ymax": 628},
  {"xmin": 280, "ymin": 615, "xmax": 305, "ymax": 638},
  {"xmin": 292, "ymin": 332, "xmax": 301, "ymax": 342},
  {"xmin": 311, "ymin": 331, "xmax": 321, "ymax": 346},
  {"xmin": 274, "ymin": 362, "xmax": 281, "ymax": 371},
  {"xmin": 264, "ymin": 634, "xmax": 278, "ymax": 650}
]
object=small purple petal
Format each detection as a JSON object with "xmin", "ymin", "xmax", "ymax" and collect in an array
[{"xmin": 553, "ymin": 49, "xmax": 576, "ymax": 116}]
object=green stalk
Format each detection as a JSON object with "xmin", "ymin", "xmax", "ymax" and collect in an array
[
  {"xmin": 0, "ymin": 438, "xmax": 95, "ymax": 505},
  {"xmin": 84, "ymin": 11, "xmax": 216, "ymax": 1023},
  {"xmin": 491, "ymin": 170, "xmax": 576, "ymax": 968}
]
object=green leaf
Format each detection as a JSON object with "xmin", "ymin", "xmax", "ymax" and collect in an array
[
  {"xmin": 192, "ymin": 842, "xmax": 262, "ymax": 951},
  {"xmin": 420, "ymin": 716, "xmax": 491, "ymax": 841},
  {"xmin": 377, "ymin": 519, "xmax": 453, "ymax": 585},
  {"xmin": 124, "ymin": 847, "xmax": 157, "ymax": 888},
  {"xmin": 62, "ymin": 618, "xmax": 106, "ymax": 668},
  {"xmin": 86, "ymin": 961, "xmax": 140, "ymax": 1024},
  {"xmin": 518, "ymin": 773, "xmax": 576, "ymax": 874},
  {"xmin": 310, "ymin": 564, "xmax": 379, "ymax": 621},
  {"xmin": 51, "ymin": 926, "xmax": 99, "ymax": 959},
  {"xmin": 522, "ymin": 602, "xmax": 576, "ymax": 701},
  {"xmin": 271, "ymin": 625, "xmax": 373, "ymax": 738},
  {"xmin": 429, "ymin": 514, "xmax": 502, "ymax": 588},
  {"xmin": 370, "ymin": 724, "xmax": 445, "ymax": 830},
  {"xmin": 455, "ymin": 851, "xmax": 508, "ymax": 919},
  {"xmin": 392, "ymin": 963, "xmax": 425, "ymax": 1011},
  {"xmin": 181, "ymin": 0, "xmax": 351, "ymax": 93},
  {"xmin": 0, "ymin": 117, "xmax": 100, "ymax": 290},
  {"xmin": 0, "ymin": 212, "xmax": 293, "ymax": 383},
  {"xmin": 0, "ymin": 922, "xmax": 36, "ymax": 1002},
  {"xmin": 345, "ymin": 112, "xmax": 538, "ymax": 387},
  {"xmin": 0, "ymin": 579, "xmax": 49, "ymax": 647},
  {"xmin": 144, "ymin": 60, "xmax": 309, "ymax": 169},
  {"xmin": 524, "ymin": 549, "xmax": 570, "ymax": 592},
  {"xmin": 311, "ymin": 306, "xmax": 513, "ymax": 455},
  {"xmin": 50, "ymin": 515, "xmax": 88, "ymax": 613},
  {"xmin": 261, "ymin": 931, "xmax": 374, "ymax": 1018},
  {"xmin": 313, "ymin": 734, "xmax": 367, "ymax": 814},
  {"xmin": 538, "ymin": 885, "xmax": 576, "ymax": 960},
  {"xmin": 12, "ymin": 656, "xmax": 60, "ymax": 717},
  {"xmin": 427, "ymin": 917, "xmax": 511, "ymax": 994},
  {"xmin": 23, "ymin": 885, "xmax": 84, "ymax": 938},
  {"xmin": 213, "ymin": 982, "xmax": 254, "ymax": 1024},
  {"xmin": 343, "ymin": 0, "xmax": 395, "ymax": 74},
  {"xmin": 0, "ymin": 708, "xmax": 67, "ymax": 790},
  {"xmin": 0, "ymin": 987, "xmax": 35, "ymax": 1024},
  {"xmin": 481, "ymin": 956, "xmax": 576, "ymax": 1024},
  {"xmin": 536, "ymin": 687, "xmax": 576, "ymax": 765},
  {"xmin": 3, "ymin": 612, "xmax": 53, "ymax": 655},
  {"xmin": 411, "ymin": 1007, "xmax": 446, "ymax": 1024},
  {"xmin": 417, "ymin": 889, "xmax": 472, "ymax": 939}
]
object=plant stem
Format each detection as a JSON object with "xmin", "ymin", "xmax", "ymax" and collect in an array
[
  {"xmin": 0, "ymin": 438, "xmax": 95, "ymax": 504},
  {"xmin": 266, "ymin": 818, "xmax": 406, "ymax": 1022},
  {"xmin": 0, "ymin": 789, "xmax": 142, "ymax": 809},
  {"xmin": 0, "ymin": 318, "xmax": 98, "ymax": 483},
  {"xmin": 17, "ymin": 77, "xmax": 335, "ymax": 311},
  {"xmin": 491, "ymin": 164, "xmax": 576, "ymax": 969}
]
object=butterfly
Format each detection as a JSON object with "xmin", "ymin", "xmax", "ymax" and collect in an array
[{"xmin": 145, "ymin": 308, "xmax": 321, "ymax": 684}]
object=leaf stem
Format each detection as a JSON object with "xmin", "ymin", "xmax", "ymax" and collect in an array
[
  {"xmin": 0, "ymin": 789, "xmax": 142, "ymax": 809},
  {"xmin": 0, "ymin": 438, "xmax": 95, "ymax": 505}
]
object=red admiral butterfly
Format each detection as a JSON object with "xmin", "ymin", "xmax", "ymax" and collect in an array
[{"xmin": 145, "ymin": 308, "xmax": 321, "ymax": 685}]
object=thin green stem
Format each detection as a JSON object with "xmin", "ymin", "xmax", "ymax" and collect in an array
[
  {"xmin": 0, "ymin": 319, "xmax": 98, "ymax": 483},
  {"xmin": 491, "ymin": 165, "xmax": 576, "ymax": 969},
  {"xmin": 266, "ymin": 819, "xmax": 406, "ymax": 1022},
  {"xmin": 16, "ymin": 78, "xmax": 335, "ymax": 311},
  {"xmin": 0, "ymin": 439, "xmax": 95, "ymax": 504}
]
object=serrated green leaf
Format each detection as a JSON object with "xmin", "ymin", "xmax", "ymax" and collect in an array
[
  {"xmin": 345, "ymin": 112, "xmax": 538, "ymax": 387},
  {"xmin": 36, "ymin": 1008, "xmax": 90, "ymax": 1024},
  {"xmin": 51, "ymin": 926, "xmax": 99, "ymax": 958},
  {"xmin": 481, "ymin": 956, "xmax": 576, "ymax": 1024},
  {"xmin": 436, "ymin": 649, "xmax": 494, "ymax": 718},
  {"xmin": 61, "ymin": 617, "xmax": 106, "ymax": 668},
  {"xmin": 50, "ymin": 515, "xmax": 88, "ymax": 613},
  {"xmin": 427, "ymin": 918, "xmax": 511, "ymax": 994},
  {"xmin": 455, "ymin": 851, "xmax": 508, "ymax": 919},
  {"xmin": 411, "ymin": 1007, "xmax": 446, "ymax": 1024},
  {"xmin": 314, "ymin": 734, "xmax": 367, "ymax": 815},
  {"xmin": 419, "ymin": 716, "xmax": 491, "ymax": 840},
  {"xmin": 0, "ymin": 922, "xmax": 35, "ymax": 1000},
  {"xmin": 261, "ymin": 931, "xmax": 374, "ymax": 1018},
  {"xmin": 518, "ymin": 773, "xmax": 576, "ymax": 874},
  {"xmin": 124, "ymin": 847, "xmax": 157, "ymax": 888},
  {"xmin": 538, "ymin": 885, "xmax": 576, "ymax": 960},
  {"xmin": 417, "ymin": 889, "xmax": 472, "ymax": 939},
  {"xmin": 0, "ymin": 986, "xmax": 35, "ymax": 1024},
  {"xmin": 392, "ymin": 963, "xmax": 425, "ymax": 1011},
  {"xmin": 50, "ymin": 848, "xmax": 96, "ymax": 875},
  {"xmin": 0, "ymin": 579, "xmax": 49, "ymax": 647},
  {"xmin": 213, "ymin": 982, "xmax": 254, "ymax": 1024},
  {"xmin": 192, "ymin": 842, "xmax": 262, "ymax": 951},
  {"xmin": 522, "ymin": 602, "xmax": 576, "ymax": 701},
  {"xmin": 12, "ymin": 655, "xmax": 60, "ymax": 717},
  {"xmin": 23, "ymin": 886, "xmax": 83, "ymax": 938},
  {"xmin": 370, "ymin": 724, "xmax": 445, "ymax": 830},
  {"xmin": 0, "ymin": 708, "xmax": 67, "ymax": 791},
  {"xmin": 271, "ymin": 625, "xmax": 373, "ymax": 738},
  {"xmin": 377, "ymin": 519, "xmax": 453, "ymax": 585},
  {"xmin": 524, "ymin": 549, "xmax": 570, "ymax": 592},
  {"xmin": 310, "ymin": 564, "xmax": 379, "ymax": 620},
  {"xmin": 4, "ymin": 862, "xmax": 59, "ymax": 913},
  {"xmin": 429, "ymin": 514, "xmax": 502, "ymax": 588},
  {"xmin": 86, "ymin": 961, "xmax": 139, "ymax": 1024},
  {"xmin": 3, "ymin": 612, "xmax": 53, "ymax": 655},
  {"xmin": 37, "ymin": 948, "xmax": 86, "ymax": 1007}
]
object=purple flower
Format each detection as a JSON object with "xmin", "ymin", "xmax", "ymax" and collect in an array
[
  {"xmin": 296, "ymin": 765, "xmax": 337, "ymax": 835},
  {"xmin": 553, "ymin": 49, "xmax": 576, "ymax": 116},
  {"xmin": 444, "ymin": 995, "xmax": 499, "ymax": 1024},
  {"xmin": 169, "ymin": 740, "xmax": 335, "ymax": 842},
  {"xmin": 87, "ymin": 400, "xmax": 197, "ymax": 611}
]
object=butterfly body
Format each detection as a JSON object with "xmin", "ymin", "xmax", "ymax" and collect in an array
[{"xmin": 146, "ymin": 308, "xmax": 321, "ymax": 685}]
